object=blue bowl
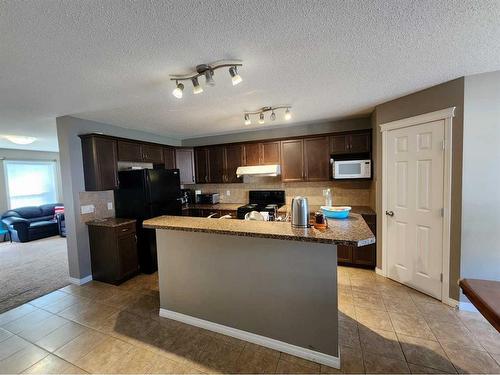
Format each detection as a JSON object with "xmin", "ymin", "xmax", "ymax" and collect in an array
[{"xmin": 321, "ymin": 206, "xmax": 352, "ymax": 219}]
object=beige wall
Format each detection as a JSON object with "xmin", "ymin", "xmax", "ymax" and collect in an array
[
  {"xmin": 193, "ymin": 178, "xmax": 372, "ymax": 208},
  {"xmin": 460, "ymin": 71, "xmax": 500, "ymax": 298},
  {"xmin": 0, "ymin": 148, "xmax": 62, "ymax": 214},
  {"xmin": 373, "ymin": 77, "xmax": 464, "ymax": 300}
]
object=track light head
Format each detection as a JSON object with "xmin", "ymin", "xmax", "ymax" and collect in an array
[
  {"xmin": 244, "ymin": 114, "xmax": 251, "ymax": 126},
  {"xmin": 172, "ymin": 82, "xmax": 184, "ymax": 99},
  {"xmin": 270, "ymin": 111, "xmax": 276, "ymax": 121},
  {"xmin": 284, "ymin": 108, "xmax": 292, "ymax": 120},
  {"xmin": 229, "ymin": 66, "xmax": 242, "ymax": 86},
  {"xmin": 204, "ymin": 70, "xmax": 215, "ymax": 87},
  {"xmin": 192, "ymin": 77, "xmax": 203, "ymax": 94},
  {"xmin": 258, "ymin": 112, "xmax": 265, "ymax": 124}
]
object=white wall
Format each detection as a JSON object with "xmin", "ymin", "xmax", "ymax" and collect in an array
[
  {"xmin": 56, "ymin": 116, "xmax": 181, "ymax": 280},
  {"xmin": 460, "ymin": 71, "xmax": 500, "ymax": 296},
  {"xmin": 0, "ymin": 148, "xmax": 62, "ymax": 214}
]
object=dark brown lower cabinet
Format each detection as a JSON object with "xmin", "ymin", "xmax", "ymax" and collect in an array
[
  {"xmin": 338, "ymin": 213, "xmax": 376, "ymax": 268},
  {"xmin": 87, "ymin": 220, "xmax": 138, "ymax": 285}
]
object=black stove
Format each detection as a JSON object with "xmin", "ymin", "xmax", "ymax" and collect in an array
[{"xmin": 237, "ymin": 190, "xmax": 285, "ymax": 220}]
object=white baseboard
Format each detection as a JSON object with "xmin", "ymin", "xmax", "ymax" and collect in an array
[
  {"xmin": 69, "ymin": 275, "xmax": 92, "ymax": 285},
  {"xmin": 159, "ymin": 308, "xmax": 340, "ymax": 369},
  {"xmin": 442, "ymin": 297, "xmax": 459, "ymax": 308},
  {"xmin": 375, "ymin": 267, "xmax": 385, "ymax": 276},
  {"xmin": 458, "ymin": 301, "xmax": 479, "ymax": 313}
]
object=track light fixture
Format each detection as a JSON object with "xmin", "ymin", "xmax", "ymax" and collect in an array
[
  {"xmin": 172, "ymin": 81, "xmax": 184, "ymax": 99},
  {"xmin": 192, "ymin": 77, "xmax": 203, "ymax": 94},
  {"xmin": 170, "ymin": 60, "xmax": 243, "ymax": 98},
  {"xmin": 244, "ymin": 114, "xmax": 251, "ymax": 126},
  {"xmin": 243, "ymin": 106, "xmax": 292, "ymax": 126},
  {"xmin": 258, "ymin": 113, "xmax": 265, "ymax": 124}
]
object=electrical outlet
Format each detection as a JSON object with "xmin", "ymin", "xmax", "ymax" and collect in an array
[
  {"xmin": 80, "ymin": 204, "xmax": 95, "ymax": 214},
  {"xmin": 226, "ymin": 190, "xmax": 231, "ymax": 196},
  {"xmin": 107, "ymin": 202, "xmax": 113, "ymax": 210}
]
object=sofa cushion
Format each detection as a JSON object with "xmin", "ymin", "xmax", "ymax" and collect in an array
[
  {"xmin": 29, "ymin": 220, "xmax": 57, "ymax": 228},
  {"xmin": 1, "ymin": 210, "xmax": 21, "ymax": 219},
  {"xmin": 40, "ymin": 203, "xmax": 61, "ymax": 217},
  {"xmin": 26, "ymin": 215, "xmax": 56, "ymax": 224},
  {"xmin": 10, "ymin": 206, "xmax": 43, "ymax": 219}
]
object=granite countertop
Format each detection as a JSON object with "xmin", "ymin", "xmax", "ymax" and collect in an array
[
  {"xmin": 143, "ymin": 214, "xmax": 375, "ymax": 247},
  {"xmin": 86, "ymin": 217, "xmax": 136, "ymax": 228}
]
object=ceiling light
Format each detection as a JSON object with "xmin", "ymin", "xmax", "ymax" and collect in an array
[
  {"xmin": 204, "ymin": 70, "xmax": 215, "ymax": 87},
  {"xmin": 244, "ymin": 114, "xmax": 251, "ymax": 125},
  {"xmin": 284, "ymin": 108, "xmax": 292, "ymax": 121},
  {"xmin": 172, "ymin": 82, "xmax": 184, "ymax": 99},
  {"xmin": 258, "ymin": 113, "xmax": 265, "ymax": 124},
  {"xmin": 229, "ymin": 66, "xmax": 242, "ymax": 86},
  {"xmin": 3, "ymin": 135, "xmax": 37, "ymax": 145},
  {"xmin": 243, "ymin": 105, "xmax": 292, "ymax": 127},
  {"xmin": 170, "ymin": 60, "xmax": 242, "ymax": 98},
  {"xmin": 192, "ymin": 77, "xmax": 203, "ymax": 94}
]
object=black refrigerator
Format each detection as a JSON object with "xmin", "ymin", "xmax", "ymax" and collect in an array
[{"xmin": 114, "ymin": 168, "xmax": 182, "ymax": 274}]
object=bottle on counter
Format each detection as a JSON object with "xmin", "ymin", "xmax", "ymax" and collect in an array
[{"xmin": 323, "ymin": 188, "xmax": 333, "ymax": 207}]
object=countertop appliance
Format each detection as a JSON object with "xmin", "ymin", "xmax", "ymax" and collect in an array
[
  {"xmin": 114, "ymin": 168, "xmax": 182, "ymax": 274},
  {"xmin": 196, "ymin": 193, "xmax": 220, "ymax": 204},
  {"xmin": 291, "ymin": 196, "xmax": 310, "ymax": 228},
  {"xmin": 332, "ymin": 159, "xmax": 371, "ymax": 179},
  {"xmin": 237, "ymin": 190, "xmax": 285, "ymax": 220}
]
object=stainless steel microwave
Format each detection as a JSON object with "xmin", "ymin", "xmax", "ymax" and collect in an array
[{"xmin": 332, "ymin": 159, "xmax": 371, "ymax": 179}]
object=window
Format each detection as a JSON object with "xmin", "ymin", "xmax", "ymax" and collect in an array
[{"xmin": 4, "ymin": 160, "xmax": 59, "ymax": 209}]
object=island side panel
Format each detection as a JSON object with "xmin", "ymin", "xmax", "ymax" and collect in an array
[{"xmin": 156, "ymin": 229, "xmax": 339, "ymax": 358}]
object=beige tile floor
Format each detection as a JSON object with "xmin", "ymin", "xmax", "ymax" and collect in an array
[{"xmin": 0, "ymin": 267, "xmax": 499, "ymax": 374}]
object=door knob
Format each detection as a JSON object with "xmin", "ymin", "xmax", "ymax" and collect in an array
[{"xmin": 385, "ymin": 210, "xmax": 394, "ymax": 217}]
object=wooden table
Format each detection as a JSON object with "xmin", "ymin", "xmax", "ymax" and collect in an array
[{"xmin": 459, "ymin": 279, "xmax": 500, "ymax": 332}]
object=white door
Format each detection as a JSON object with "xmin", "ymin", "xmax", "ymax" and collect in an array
[{"xmin": 386, "ymin": 120, "xmax": 445, "ymax": 299}]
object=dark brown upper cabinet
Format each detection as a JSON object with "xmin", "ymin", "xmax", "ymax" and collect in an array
[
  {"xmin": 304, "ymin": 136, "xmax": 330, "ymax": 181},
  {"xmin": 261, "ymin": 141, "xmax": 281, "ymax": 164},
  {"xmin": 117, "ymin": 141, "xmax": 142, "ymax": 162},
  {"xmin": 281, "ymin": 139, "xmax": 304, "ymax": 182},
  {"xmin": 208, "ymin": 146, "xmax": 225, "ymax": 183},
  {"xmin": 163, "ymin": 147, "xmax": 176, "ymax": 169},
  {"xmin": 196, "ymin": 145, "xmax": 244, "ymax": 184},
  {"xmin": 243, "ymin": 143, "xmax": 261, "ymax": 166},
  {"xmin": 80, "ymin": 135, "xmax": 119, "ymax": 191},
  {"xmin": 175, "ymin": 148, "xmax": 195, "ymax": 184},
  {"xmin": 224, "ymin": 144, "xmax": 244, "ymax": 183},
  {"xmin": 117, "ymin": 141, "xmax": 163, "ymax": 164},
  {"xmin": 330, "ymin": 131, "xmax": 371, "ymax": 154},
  {"xmin": 243, "ymin": 141, "xmax": 280, "ymax": 166},
  {"xmin": 141, "ymin": 144, "xmax": 164, "ymax": 164},
  {"xmin": 195, "ymin": 148, "xmax": 210, "ymax": 183}
]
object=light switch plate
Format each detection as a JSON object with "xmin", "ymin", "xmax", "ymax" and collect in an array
[
  {"xmin": 226, "ymin": 190, "xmax": 231, "ymax": 196},
  {"xmin": 107, "ymin": 202, "xmax": 113, "ymax": 210},
  {"xmin": 80, "ymin": 204, "xmax": 95, "ymax": 214}
]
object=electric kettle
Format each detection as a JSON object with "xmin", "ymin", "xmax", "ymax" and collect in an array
[{"xmin": 291, "ymin": 196, "xmax": 310, "ymax": 228}]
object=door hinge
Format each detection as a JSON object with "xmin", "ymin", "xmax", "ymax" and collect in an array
[
  {"xmin": 440, "ymin": 208, "xmax": 444, "ymax": 217},
  {"xmin": 442, "ymin": 140, "xmax": 445, "ymax": 150},
  {"xmin": 440, "ymin": 273, "xmax": 443, "ymax": 282}
]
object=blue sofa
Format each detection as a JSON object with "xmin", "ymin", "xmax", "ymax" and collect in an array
[{"xmin": 1, "ymin": 204, "xmax": 63, "ymax": 242}]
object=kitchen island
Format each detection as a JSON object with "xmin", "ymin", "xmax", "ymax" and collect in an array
[{"xmin": 143, "ymin": 214, "xmax": 375, "ymax": 368}]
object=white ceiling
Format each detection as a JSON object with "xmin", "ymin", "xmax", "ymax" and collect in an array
[{"xmin": 1, "ymin": 0, "xmax": 500, "ymax": 152}]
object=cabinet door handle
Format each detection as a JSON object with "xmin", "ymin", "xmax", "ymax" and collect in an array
[
  {"xmin": 385, "ymin": 210, "xmax": 394, "ymax": 217},
  {"xmin": 121, "ymin": 228, "xmax": 128, "ymax": 232}
]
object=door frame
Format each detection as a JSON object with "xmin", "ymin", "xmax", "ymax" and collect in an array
[{"xmin": 379, "ymin": 107, "xmax": 456, "ymax": 306}]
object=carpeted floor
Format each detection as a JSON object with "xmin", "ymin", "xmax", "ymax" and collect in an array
[{"xmin": 0, "ymin": 236, "xmax": 69, "ymax": 313}]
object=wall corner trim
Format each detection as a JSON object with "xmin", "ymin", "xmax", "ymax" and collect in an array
[
  {"xmin": 379, "ymin": 107, "xmax": 456, "ymax": 133},
  {"xmin": 69, "ymin": 275, "xmax": 93, "ymax": 285},
  {"xmin": 159, "ymin": 308, "xmax": 340, "ymax": 369}
]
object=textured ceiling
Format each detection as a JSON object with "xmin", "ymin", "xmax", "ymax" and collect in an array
[{"xmin": 1, "ymin": 0, "xmax": 500, "ymax": 151}]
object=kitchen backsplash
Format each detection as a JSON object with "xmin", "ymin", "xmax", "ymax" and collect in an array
[
  {"xmin": 191, "ymin": 176, "xmax": 373, "ymax": 207},
  {"xmin": 79, "ymin": 190, "xmax": 115, "ymax": 222}
]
